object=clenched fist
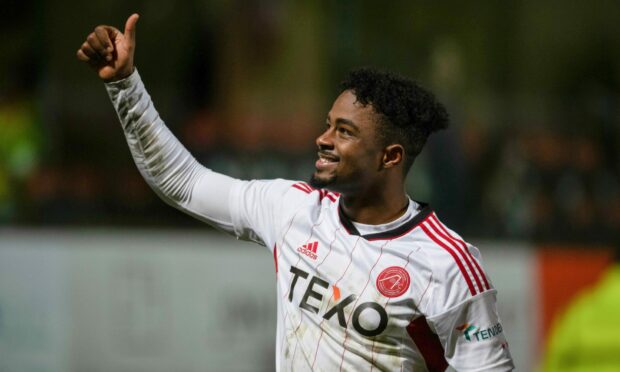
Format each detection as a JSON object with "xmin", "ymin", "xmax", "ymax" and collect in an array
[{"xmin": 77, "ymin": 14, "xmax": 139, "ymax": 82}]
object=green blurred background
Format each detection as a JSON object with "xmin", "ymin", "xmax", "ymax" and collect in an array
[{"xmin": 1, "ymin": 1, "xmax": 620, "ymax": 370}]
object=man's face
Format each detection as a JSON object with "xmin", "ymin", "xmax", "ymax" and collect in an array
[{"xmin": 309, "ymin": 90, "xmax": 385, "ymax": 193}]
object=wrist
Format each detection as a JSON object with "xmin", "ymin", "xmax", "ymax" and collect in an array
[
  {"xmin": 104, "ymin": 67, "xmax": 139, "ymax": 87},
  {"xmin": 104, "ymin": 66, "xmax": 135, "ymax": 83}
]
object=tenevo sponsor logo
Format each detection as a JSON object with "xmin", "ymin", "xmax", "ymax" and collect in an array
[{"xmin": 456, "ymin": 322, "xmax": 504, "ymax": 342}]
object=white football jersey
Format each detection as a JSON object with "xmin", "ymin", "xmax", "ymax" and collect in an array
[
  {"xmin": 230, "ymin": 179, "xmax": 514, "ymax": 371},
  {"xmin": 106, "ymin": 70, "xmax": 514, "ymax": 371}
]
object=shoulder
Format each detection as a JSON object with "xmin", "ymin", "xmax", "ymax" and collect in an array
[
  {"xmin": 413, "ymin": 211, "xmax": 492, "ymax": 312},
  {"xmin": 289, "ymin": 181, "xmax": 340, "ymax": 203},
  {"xmin": 229, "ymin": 179, "xmax": 339, "ymax": 245},
  {"xmin": 233, "ymin": 179, "xmax": 340, "ymax": 212}
]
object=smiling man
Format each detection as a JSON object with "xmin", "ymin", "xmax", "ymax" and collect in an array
[{"xmin": 78, "ymin": 14, "xmax": 514, "ymax": 371}]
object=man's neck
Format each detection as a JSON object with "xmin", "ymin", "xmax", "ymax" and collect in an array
[{"xmin": 339, "ymin": 189, "xmax": 409, "ymax": 225}]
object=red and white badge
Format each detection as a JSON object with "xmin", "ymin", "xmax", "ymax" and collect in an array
[{"xmin": 376, "ymin": 266, "xmax": 410, "ymax": 298}]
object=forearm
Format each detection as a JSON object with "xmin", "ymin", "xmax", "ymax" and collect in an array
[{"xmin": 105, "ymin": 69, "xmax": 238, "ymax": 231}]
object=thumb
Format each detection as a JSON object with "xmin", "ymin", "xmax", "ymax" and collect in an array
[{"xmin": 124, "ymin": 13, "xmax": 140, "ymax": 45}]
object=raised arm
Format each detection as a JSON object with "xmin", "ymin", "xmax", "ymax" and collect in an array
[{"xmin": 77, "ymin": 14, "xmax": 240, "ymax": 233}]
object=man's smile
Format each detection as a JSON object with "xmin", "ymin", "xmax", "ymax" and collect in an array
[{"xmin": 315, "ymin": 151, "xmax": 339, "ymax": 171}]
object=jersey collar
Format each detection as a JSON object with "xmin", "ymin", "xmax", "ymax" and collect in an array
[{"xmin": 337, "ymin": 202, "xmax": 432, "ymax": 241}]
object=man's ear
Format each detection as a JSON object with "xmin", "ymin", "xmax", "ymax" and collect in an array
[{"xmin": 382, "ymin": 144, "xmax": 404, "ymax": 169}]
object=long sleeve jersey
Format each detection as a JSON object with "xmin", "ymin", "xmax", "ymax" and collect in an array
[{"xmin": 105, "ymin": 70, "xmax": 514, "ymax": 372}]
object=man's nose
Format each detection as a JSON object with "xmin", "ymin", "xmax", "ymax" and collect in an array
[{"xmin": 316, "ymin": 128, "xmax": 334, "ymax": 149}]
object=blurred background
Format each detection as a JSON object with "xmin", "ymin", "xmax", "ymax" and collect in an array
[{"xmin": 1, "ymin": 0, "xmax": 619, "ymax": 371}]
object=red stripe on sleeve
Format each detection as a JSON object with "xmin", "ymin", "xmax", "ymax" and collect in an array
[
  {"xmin": 319, "ymin": 189, "xmax": 326, "ymax": 200},
  {"xmin": 292, "ymin": 184, "xmax": 311, "ymax": 194},
  {"xmin": 430, "ymin": 215, "xmax": 490, "ymax": 290},
  {"xmin": 420, "ymin": 223, "xmax": 477, "ymax": 296},
  {"xmin": 426, "ymin": 218, "xmax": 484, "ymax": 293},
  {"xmin": 273, "ymin": 244, "xmax": 278, "ymax": 274},
  {"xmin": 407, "ymin": 316, "xmax": 449, "ymax": 372}
]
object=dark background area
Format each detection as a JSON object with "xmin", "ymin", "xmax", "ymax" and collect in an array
[{"xmin": 1, "ymin": 0, "xmax": 619, "ymax": 245}]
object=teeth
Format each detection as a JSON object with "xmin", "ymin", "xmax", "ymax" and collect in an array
[{"xmin": 318, "ymin": 153, "xmax": 338, "ymax": 163}]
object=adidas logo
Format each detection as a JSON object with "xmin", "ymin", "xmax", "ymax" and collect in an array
[{"xmin": 297, "ymin": 241, "xmax": 319, "ymax": 260}]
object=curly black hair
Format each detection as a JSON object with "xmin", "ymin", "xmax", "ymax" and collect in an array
[{"xmin": 340, "ymin": 68, "xmax": 449, "ymax": 173}]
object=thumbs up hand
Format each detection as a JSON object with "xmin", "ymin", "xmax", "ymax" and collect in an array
[{"xmin": 77, "ymin": 14, "xmax": 140, "ymax": 82}]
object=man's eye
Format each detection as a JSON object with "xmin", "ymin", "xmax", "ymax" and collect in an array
[{"xmin": 338, "ymin": 127, "xmax": 351, "ymax": 136}]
